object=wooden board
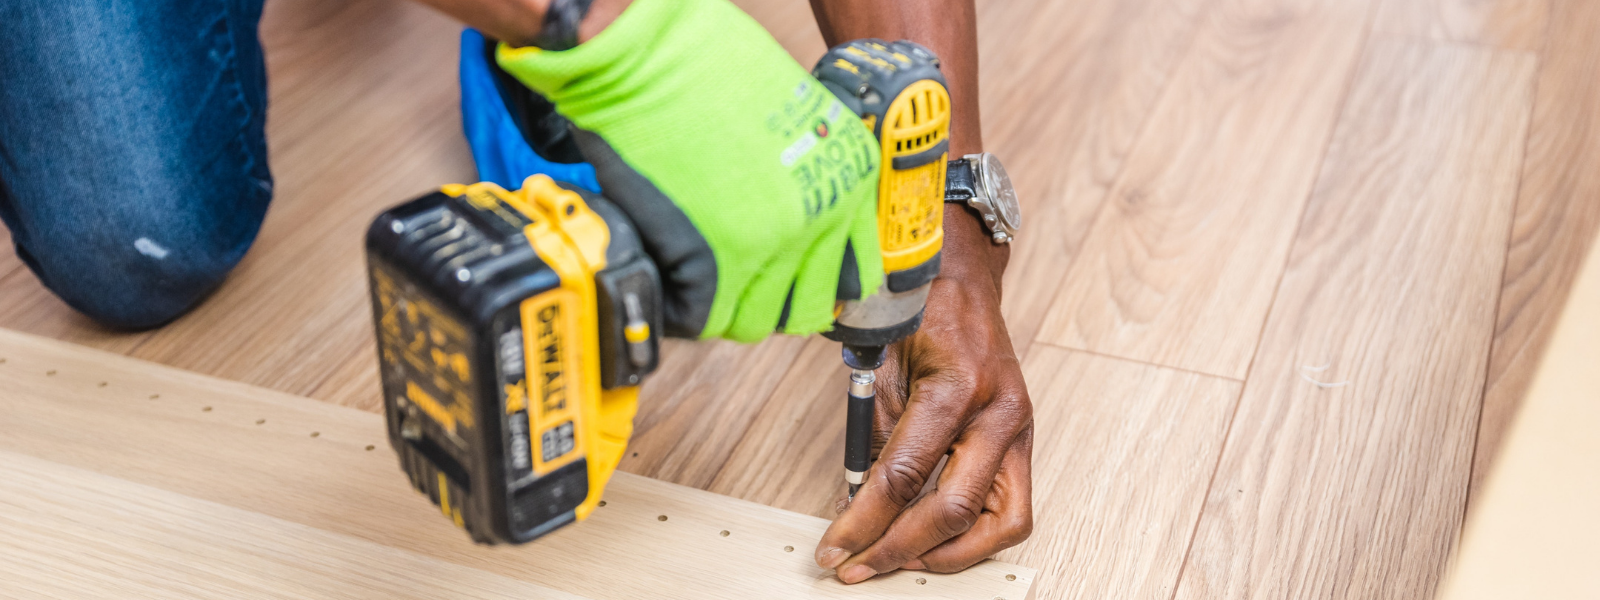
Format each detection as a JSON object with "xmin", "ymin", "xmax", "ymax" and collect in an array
[
  {"xmin": 980, "ymin": 0, "xmax": 1213, "ymax": 352},
  {"xmin": 1373, "ymin": 0, "xmax": 1549, "ymax": 50},
  {"xmin": 1435, "ymin": 188, "xmax": 1600, "ymax": 600},
  {"xmin": 1171, "ymin": 38, "xmax": 1536, "ymax": 600},
  {"xmin": 1035, "ymin": 0, "xmax": 1379, "ymax": 379},
  {"xmin": 1470, "ymin": 0, "xmax": 1600, "ymax": 504},
  {"xmin": 0, "ymin": 451, "xmax": 585, "ymax": 600},
  {"xmin": 0, "ymin": 328, "xmax": 1036, "ymax": 600},
  {"xmin": 995, "ymin": 346, "xmax": 1241, "ymax": 600}
]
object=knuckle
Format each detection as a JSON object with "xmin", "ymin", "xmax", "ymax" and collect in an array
[
  {"xmin": 931, "ymin": 489, "xmax": 985, "ymax": 539},
  {"xmin": 879, "ymin": 458, "xmax": 929, "ymax": 507},
  {"xmin": 1001, "ymin": 511, "xmax": 1034, "ymax": 548},
  {"xmin": 913, "ymin": 371, "xmax": 981, "ymax": 409}
]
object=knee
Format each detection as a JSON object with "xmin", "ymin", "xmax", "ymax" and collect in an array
[
  {"xmin": 10, "ymin": 178, "xmax": 270, "ymax": 330},
  {"xmin": 20, "ymin": 217, "xmax": 260, "ymax": 330}
]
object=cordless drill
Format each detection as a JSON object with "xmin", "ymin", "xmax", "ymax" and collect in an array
[
  {"xmin": 814, "ymin": 40, "xmax": 951, "ymax": 499},
  {"xmin": 363, "ymin": 39, "xmax": 949, "ymax": 544}
]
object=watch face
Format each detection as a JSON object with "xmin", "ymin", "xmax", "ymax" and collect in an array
[{"xmin": 978, "ymin": 154, "xmax": 1021, "ymax": 231}]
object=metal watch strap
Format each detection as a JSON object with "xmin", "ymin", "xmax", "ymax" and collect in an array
[
  {"xmin": 530, "ymin": 0, "xmax": 595, "ymax": 51},
  {"xmin": 945, "ymin": 158, "xmax": 978, "ymax": 203}
]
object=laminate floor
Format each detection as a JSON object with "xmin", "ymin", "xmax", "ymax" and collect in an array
[{"xmin": 1, "ymin": 0, "xmax": 1594, "ymax": 598}]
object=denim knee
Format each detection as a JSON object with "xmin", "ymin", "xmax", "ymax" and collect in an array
[
  {"xmin": 8, "ymin": 203, "xmax": 265, "ymax": 330},
  {"xmin": 0, "ymin": 0, "xmax": 270, "ymax": 329}
]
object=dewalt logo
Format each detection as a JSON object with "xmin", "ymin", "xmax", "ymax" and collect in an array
[
  {"xmin": 520, "ymin": 288, "xmax": 583, "ymax": 474},
  {"xmin": 534, "ymin": 304, "xmax": 567, "ymax": 415}
]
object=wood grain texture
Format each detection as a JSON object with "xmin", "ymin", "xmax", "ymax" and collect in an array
[
  {"xmin": 1436, "ymin": 211, "xmax": 1600, "ymax": 600},
  {"xmin": 1470, "ymin": 0, "xmax": 1600, "ymax": 505},
  {"xmin": 0, "ymin": 451, "xmax": 585, "ymax": 600},
  {"xmin": 621, "ymin": 336, "xmax": 810, "ymax": 489},
  {"xmin": 1373, "ymin": 0, "xmax": 1549, "ymax": 50},
  {"xmin": 1036, "ymin": 0, "xmax": 1379, "ymax": 379},
  {"xmin": 978, "ymin": 0, "xmax": 1214, "ymax": 352},
  {"xmin": 995, "ymin": 346, "xmax": 1240, "ymax": 600},
  {"xmin": 709, "ymin": 336, "xmax": 849, "ymax": 517},
  {"xmin": 1172, "ymin": 39, "xmax": 1536, "ymax": 600},
  {"xmin": 0, "ymin": 328, "xmax": 1036, "ymax": 600}
]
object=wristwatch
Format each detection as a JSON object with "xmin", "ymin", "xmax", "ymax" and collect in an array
[{"xmin": 946, "ymin": 153, "xmax": 1021, "ymax": 244}]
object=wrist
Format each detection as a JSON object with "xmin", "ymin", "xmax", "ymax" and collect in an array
[{"xmin": 939, "ymin": 202, "xmax": 1009, "ymax": 296}]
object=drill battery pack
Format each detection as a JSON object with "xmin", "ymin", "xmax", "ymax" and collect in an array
[{"xmin": 365, "ymin": 176, "xmax": 661, "ymax": 544}]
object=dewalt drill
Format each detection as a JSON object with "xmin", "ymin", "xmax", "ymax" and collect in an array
[{"xmin": 364, "ymin": 39, "xmax": 949, "ymax": 544}]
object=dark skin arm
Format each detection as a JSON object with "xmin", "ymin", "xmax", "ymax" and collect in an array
[
  {"xmin": 407, "ymin": 0, "xmax": 1032, "ymax": 582},
  {"xmin": 809, "ymin": 0, "xmax": 1034, "ymax": 584},
  {"xmin": 408, "ymin": 0, "xmax": 630, "ymax": 46}
]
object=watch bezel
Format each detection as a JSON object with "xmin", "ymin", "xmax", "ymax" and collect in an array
[{"xmin": 963, "ymin": 153, "xmax": 1021, "ymax": 243}]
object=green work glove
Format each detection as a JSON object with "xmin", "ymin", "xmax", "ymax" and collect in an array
[{"xmin": 496, "ymin": 0, "xmax": 882, "ymax": 343}]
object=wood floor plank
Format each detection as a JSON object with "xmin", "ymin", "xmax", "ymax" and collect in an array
[
  {"xmin": 1373, "ymin": 0, "xmax": 1549, "ymax": 51},
  {"xmin": 994, "ymin": 345, "xmax": 1241, "ymax": 600},
  {"xmin": 1036, "ymin": 0, "xmax": 1379, "ymax": 379},
  {"xmin": 979, "ymin": 0, "xmax": 1214, "ymax": 352},
  {"xmin": 1172, "ymin": 38, "xmax": 1536, "ymax": 600},
  {"xmin": 0, "ymin": 328, "xmax": 1036, "ymax": 600},
  {"xmin": 708, "ymin": 336, "xmax": 847, "ymax": 516},
  {"xmin": 621, "ymin": 336, "xmax": 811, "ymax": 489},
  {"xmin": 1471, "ymin": 0, "xmax": 1600, "ymax": 505}
]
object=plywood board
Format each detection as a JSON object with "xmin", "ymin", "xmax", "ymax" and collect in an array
[
  {"xmin": 1171, "ymin": 38, "xmax": 1536, "ymax": 600},
  {"xmin": 1470, "ymin": 0, "xmax": 1600, "ymax": 504},
  {"xmin": 1436, "ymin": 184, "xmax": 1600, "ymax": 600},
  {"xmin": 0, "ymin": 328, "xmax": 1035, "ymax": 600},
  {"xmin": 1036, "ymin": 0, "xmax": 1379, "ymax": 379}
]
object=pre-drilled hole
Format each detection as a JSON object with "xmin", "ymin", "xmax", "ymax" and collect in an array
[
  {"xmin": 97, "ymin": 382, "xmax": 108, "ymax": 387},
  {"xmin": 256, "ymin": 419, "xmax": 266, "ymax": 425},
  {"xmin": 149, "ymin": 394, "xmax": 160, "ymax": 400},
  {"xmin": 719, "ymin": 530, "xmax": 730, "ymax": 537},
  {"xmin": 1006, "ymin": 574, "xmax": 1016, "ymax": 581},
  {"xmin": 202, "ymin": 406, "xmax": 213, "ymax": 412},
  {"xmin": 783, "ymin": 546, "xmax": 794, "ymax": 552},
  {"xmin": 631, "ymin": 452, "xmax": 638, "ymax": 457},
  {"xmin": 45, "ymin": 370, "xmax": 56, "ymax": 376},
  {"xmin": 657, "ymin": 515, "xmax": 667, "ymax": 522},
  {"xmin": 598, "ymin": 501, "xmax": 607, "ymax": 507},
  {"xmin": 916, "ymin": 578, "xmax": 927, "ymax": 585},
  {"xmin": 310, "ymin": 431, "xmax": 320, "ymax": 438},
  {"xmin": 365, "ymin": 445, "xmax": 375, "ymax": 451}
]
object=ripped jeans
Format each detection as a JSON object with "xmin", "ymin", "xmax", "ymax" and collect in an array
[{"xmin": 0, "ymin": 0, "xmax": 271, "ymax": 329}]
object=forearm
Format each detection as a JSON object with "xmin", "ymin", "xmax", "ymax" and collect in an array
[
  {"xmin": 409, "ymin": 0, "xmax": 630, "ymax": 46},
  {"xmin": 809, "ymin": 0, "xmax": 1008, "ymax": 286}
]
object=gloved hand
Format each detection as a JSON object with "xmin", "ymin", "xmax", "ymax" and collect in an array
[{"xmin": 496, "ymin": 0, "xmax": 883, "ymax": 342}]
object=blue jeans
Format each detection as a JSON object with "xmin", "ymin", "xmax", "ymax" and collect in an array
[{"xmin": 0, "ymin": 0, "xmax": 271, "ymax": 329}]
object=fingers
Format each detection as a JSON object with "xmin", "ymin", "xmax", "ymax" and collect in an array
[
  {"xmin": 914, "ymin": 425, "xmax": 1033, "ymax": 572},
  {"xmin": 831, "ymin": 407, "xmax": 1019, "ymax": 583},
  {"xmin": 779, "ymin": 222, "xmax": 854, "ymax": 336},
  {"xmin": 814, "ymin": 371, "xmax": 975, "ymax": 570}
]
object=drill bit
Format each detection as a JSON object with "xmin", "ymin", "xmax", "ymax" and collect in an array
[{"xmin": 844, "ymin": 359, "xmax": 878, "ymax": 502}]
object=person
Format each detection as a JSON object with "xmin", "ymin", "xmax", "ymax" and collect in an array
[{"xmin": 0, "ymin": 0, "xmax": 1032, "ymax": 583}]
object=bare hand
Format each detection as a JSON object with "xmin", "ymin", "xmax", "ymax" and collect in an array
[{"xmin": 814, "ymin": 210, "xmax": 1033, "ymax": 582}]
